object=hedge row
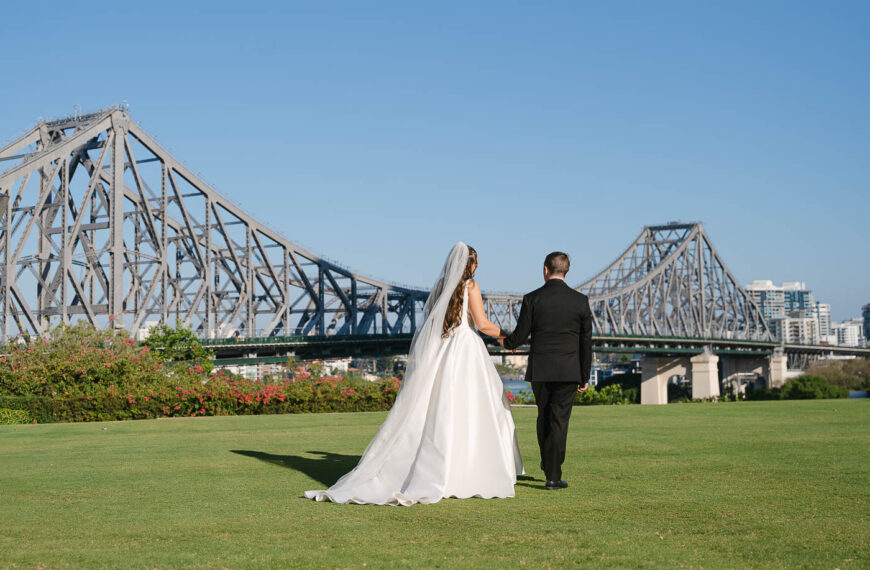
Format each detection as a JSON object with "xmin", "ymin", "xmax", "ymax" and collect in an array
[{"xmin": 0, "ymin": 376, "xmax": 401, "ymax": 424}]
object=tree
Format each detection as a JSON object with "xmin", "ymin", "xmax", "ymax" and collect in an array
[
  {"xmin": 142, "ymin": 321, "xmax": 214, "ymax": 373},
  {"xmin": 805, "ymin": 358, "xmax": 870, "ymax": 390}
]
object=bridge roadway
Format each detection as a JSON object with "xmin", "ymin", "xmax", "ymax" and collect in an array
[{"xmin": 203, "ymin": 333, "xmax": 870, "ymax": 366}]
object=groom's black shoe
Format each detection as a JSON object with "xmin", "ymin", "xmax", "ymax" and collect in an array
[{"xmin": 545, "ymin": 480, "xmax": 568, "ymax": 490}]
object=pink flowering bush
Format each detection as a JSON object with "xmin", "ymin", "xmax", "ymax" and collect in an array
[
  {"xmin": 0, "ymin": 352, "xmax": 401, "ymax": 423},
  {"xmin": 0, "ymin": 323, "xmax": 405, "ymax": 423},
  {"xmin": 0, "ymin": 323, "xmax": 178, "ymax": 398}
]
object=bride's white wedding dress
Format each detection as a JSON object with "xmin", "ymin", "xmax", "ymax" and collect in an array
[{"xmin": 304, "ymin": 243, "xmax": 524, "ymax": 506}]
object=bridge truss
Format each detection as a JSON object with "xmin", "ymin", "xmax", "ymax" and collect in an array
[
  {"xmin": 0, "ymin": 108, "xmax": 428, "ymax": 342},
  {"xmin": 0, "ymin": 108, "xmax": 772, "ymax": 344},
  {"xmin": 485, "ymin": 223, "xmax": 773, "ymax": 342}
]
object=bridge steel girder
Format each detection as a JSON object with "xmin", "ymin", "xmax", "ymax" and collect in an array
[
  {"xmin": 481, "ymin": 223, "xmax": 774, "ymax": 343},
  {"xmin": 0, "ymin": 108, "xmax": 428, "ymax": 341},
  {"xmin": 0, "ymin": 109, "xmax": 779, "ymax": 348}
]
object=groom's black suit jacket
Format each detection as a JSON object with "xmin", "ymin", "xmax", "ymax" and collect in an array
[{"xmin": 503, "ymin": 278, "xmax": 593, "ymax": 384}]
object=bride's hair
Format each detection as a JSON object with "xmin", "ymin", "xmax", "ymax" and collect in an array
[{"xmin": 442, "ymin": 245, "xmax": 478, "ymax": 338}]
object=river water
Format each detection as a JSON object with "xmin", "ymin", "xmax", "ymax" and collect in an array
[{"xmin": 502, "ymin": 379, "xmax": 533, "ymax": 396}]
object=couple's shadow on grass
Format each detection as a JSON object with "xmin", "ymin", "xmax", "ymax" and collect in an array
[
  {"xmin": 231, "ymin": 450, "xmax": 360, "ymax": 487},
  {"xmin": 231, "ymin": 449, "xmax": 547, "ymax": 490}
]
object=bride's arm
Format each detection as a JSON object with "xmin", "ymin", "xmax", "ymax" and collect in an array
[{"xmin": 467, "ymin": 280, "xmax": 504, "ymax": 338}]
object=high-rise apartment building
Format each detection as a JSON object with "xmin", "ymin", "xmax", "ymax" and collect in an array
[
  {"xmin": 747, "ymin": 280, "xmax": 818, "ymax": 343},
  {"xmin": 863, "ymin": 303, "xmax": 870, "ymax": 345},
  {"xmin": 814, "ymin": 302, "xmax": 831, "ymax": 338},
  {"xmin": 782, "ymin": 282, "xmax": 815, "ymax": 318},
  {"xmin": 832, "ymin": 321, "xmax": 863, "ymax": 347},
  {"xmin": 746, "ymin": 280, "xmax": 785, "ymax": 320}
]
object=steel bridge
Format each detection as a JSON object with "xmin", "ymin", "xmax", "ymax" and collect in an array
[{"xmin": 1, "ymin": 107, "xmax": 867, "ymax": 374}]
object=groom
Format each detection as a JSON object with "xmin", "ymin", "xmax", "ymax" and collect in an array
[{"xmin": 500, "ymin": 252, "xmax": 593, "ymax": 491}]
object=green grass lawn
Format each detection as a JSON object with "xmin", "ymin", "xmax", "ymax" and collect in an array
[{"xmin": 1, "ymin": 401, "xmax": 867, "ymax": 569}]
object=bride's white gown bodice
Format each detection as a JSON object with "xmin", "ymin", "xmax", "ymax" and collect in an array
[{"xmin": 305, "ymin": 283, "xmax": 524, "ymax": 505}]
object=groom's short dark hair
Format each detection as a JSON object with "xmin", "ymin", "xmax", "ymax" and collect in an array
[{"xmin": 544, "ymin": 252, "xmax": 570, "ymax": 276}]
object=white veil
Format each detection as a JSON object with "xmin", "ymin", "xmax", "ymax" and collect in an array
[
  {"xmin": 310, "ymin": 243, "xmax": 469, "ymax": 491},
  {"xmin": 407, "ymin": 241, "xmax": 469, "ymax": 374}
]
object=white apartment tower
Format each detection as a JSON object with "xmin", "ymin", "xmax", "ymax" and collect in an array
[
  {"xmin": 814, "ymin": 302, "xmax": 831, "ymax": 337},
  {"xmin": 832, "ymin": 321, "xmax": 863, "ymax": 347},
  {"xmin": 746, "ymin": 280, "xmax": 823, "ymax": 344}
]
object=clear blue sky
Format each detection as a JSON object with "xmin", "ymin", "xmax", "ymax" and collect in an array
[{"xmin": 1, "ymin": 1, "xmax": 867, "ymax": 321}]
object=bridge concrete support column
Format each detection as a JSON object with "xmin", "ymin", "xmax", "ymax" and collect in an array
[
  {"xmin": 641, "ymin": 356, "xmax": 688, "ymax": 405},
  {"xmin": 766, "ymin": 350, "xmax": 788, "ymax": 388},
  {"xmin": 690, "ymin": 351, "xmax": 720, "ymax": 400}
]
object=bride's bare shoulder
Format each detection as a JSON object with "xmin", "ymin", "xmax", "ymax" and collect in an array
[{"xmin": 467, "ymin": 279, "xmax": 479, "ymax": 291}]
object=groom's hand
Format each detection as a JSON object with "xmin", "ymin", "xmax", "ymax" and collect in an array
[
  {"xmin": 497, "ymin": 338, "xmax": 505, "ymax": 347},
  {"xmin": 578, "ymin": 383, "xmax": 588, "ymax": 393}
]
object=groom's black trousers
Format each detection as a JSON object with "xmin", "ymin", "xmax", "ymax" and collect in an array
[{"xmin": 531, "ymin": 381, "xmax": 578, "ymax": 482}]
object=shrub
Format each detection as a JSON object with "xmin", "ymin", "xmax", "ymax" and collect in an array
[
  {"xmin": 0, "ymin": 408, "xmax": 32, "ymax": 425},
  {"xmin": 575, "ymin": 384, "xmax": 631, "ymax": 406},
  {"xmin": 0, "ymin": 322, "xmax": 176, "ymax": 398},
  {"xmin": 744, "ymin": 375, "xmax": 848, "ymax": 401},
  {"xmin": 0, "ymin": 375, "xmax": 402, "ymax": 424},
  {"xmin": 142, "ymin": 321, "xmax": 215, "ymax": 374},
  {"xmin": 779, "ymin": 375, "xmax": 848, "ymax": 400}
]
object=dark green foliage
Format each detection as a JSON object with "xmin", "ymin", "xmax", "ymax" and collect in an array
[
  {"xmin": 667, "ymin": 381, "xmax": 691, "ymax": 402},
  {"xmin": 745, "ymin": 375, "xmax": 848, "ymax": 401},
  {"xmin": 596, "ymin": 373, "xmax": 640, "ymax": 404},
  {"xmin": 574, "ymin": 384, "xmax": 632, "ymax": 405},
  {"xmin": 142, "ymin": 320, "xmax": 215, "ymax": 374},
  {"xmin": 779, "ymin": 375, "xmax": 848, "ymax": 400}
]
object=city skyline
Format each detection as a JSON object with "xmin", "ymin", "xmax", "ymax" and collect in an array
[{"xmin": 1, "ymin": 1, "xmax": 867, "ymax": 321}]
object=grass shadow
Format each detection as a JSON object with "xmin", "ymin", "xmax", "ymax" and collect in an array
[
  {"xmin": 516, "ymin": 473, "xmax": 548, "ymax": 489},
  {"xmin": 230, "ymin": 450, "xmax": 361, "ymax": 487}
]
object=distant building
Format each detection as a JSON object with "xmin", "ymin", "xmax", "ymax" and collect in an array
[
  {"xmin": 832, "ymin": 320, "xmax": 863, "ymax": 347},
  {"xmin": 845, "ymin": 317, "xmax": 867, "ymax": 346},
  {"xmin": 820, "ymin": 333, "xmax": 838, "ymax": 346},
  {"xmin": 814, "ymin": 302, "xmax": 831, "ymax": 338},
  {"xmin": 863, "ymin": 303, "xmax": 870, "ymax": 345},
  {"xmin": 257, "ymin": 362, "xmax": 285, "ymax": 379},
  {"xmin": 136, "ymin": 320, "xmax": 161, "ymax": 341},
  {"xmin": 323, "ymin": 358, "xmax": 351, "ymax": 374},
  {"xmin": 746, "ymin": 280, "xmax": 786, "ymax": 321},
  {"xmin": 747, "ymin": 281, "xmax": 818, "ymax": 343},
  {"xmin": 781, "ymin": 317, "xmax": 818, "ymax": 345},
  {"xmin": 782, "ymin": 282, "xmax": 815, "ymax": 318}
]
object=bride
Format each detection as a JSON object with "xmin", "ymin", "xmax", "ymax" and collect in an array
[{"xmin": 304, "ymin": 243, "xmax": 524, "ymax": 505}]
